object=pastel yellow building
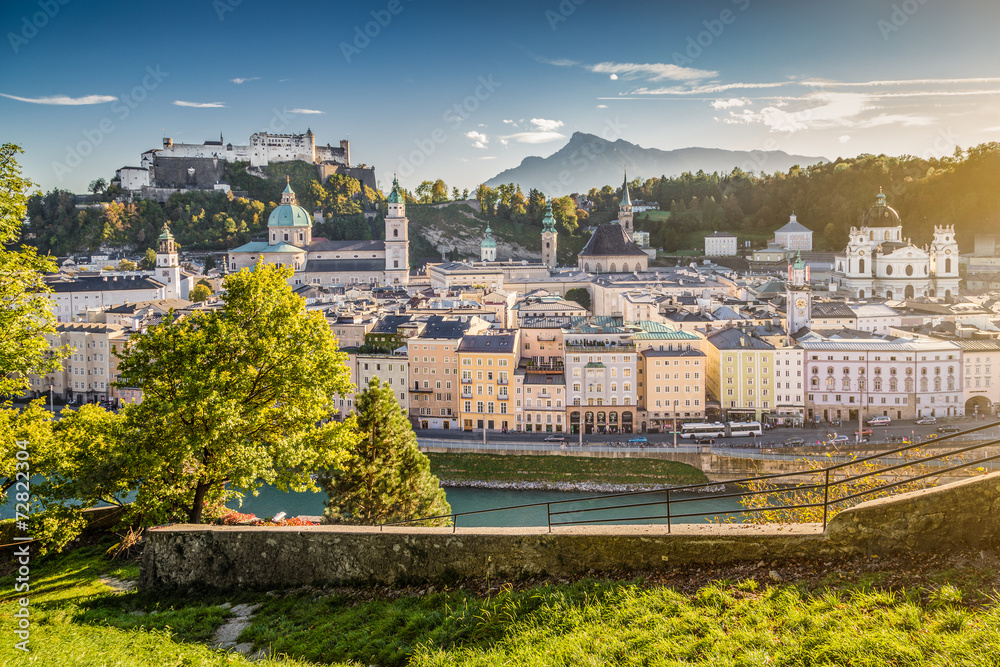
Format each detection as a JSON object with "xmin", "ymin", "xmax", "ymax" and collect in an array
[
  {"xmin": 458, "ymin": 330, "xmax": 520, "ymax": 433},
  {"xmin": 704, "ymin": 327, "xmax": 776, "ymax": 421}
]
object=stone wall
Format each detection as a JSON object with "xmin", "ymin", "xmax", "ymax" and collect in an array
[{"xmin": 140, "ymin": 472, "xmax": 1000, "ymax": 591}]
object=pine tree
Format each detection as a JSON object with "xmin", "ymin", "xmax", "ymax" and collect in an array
[{"xmin": 321, "ymin": 378, "xmax": 451, "ymax": 526}]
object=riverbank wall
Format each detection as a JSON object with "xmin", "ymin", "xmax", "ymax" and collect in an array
[{"xmin": 141, "ymin": 471, "xmax": 1000, "ymax": 591}]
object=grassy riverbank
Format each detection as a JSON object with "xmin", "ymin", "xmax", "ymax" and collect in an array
[
  {"xmin": 6, "ymin": 539, "xmax": 1000, "ymax": 666},
  {"xmin": 426, "ymin": 452, "xmax": 708, "ymax": 487}
]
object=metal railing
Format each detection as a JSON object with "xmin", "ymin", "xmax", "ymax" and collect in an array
[{"xmin": 387, "ymin": 421, "xmax": 1000, "ymax": 533}]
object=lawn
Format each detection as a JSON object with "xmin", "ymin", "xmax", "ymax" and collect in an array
[
  {"xmin": 426, "ymin": 452, "xmax": 709, "ymax": 487},
  {"xmin": 5, "ymin": 540, "xmax": 1000, "ymax": 666}
]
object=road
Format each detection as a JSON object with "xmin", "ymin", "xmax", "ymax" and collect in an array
[{"xmin": 416, "ymin": 417, "xmax": 996, "ymax": 448}]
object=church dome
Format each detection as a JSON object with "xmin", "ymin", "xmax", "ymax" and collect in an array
[
  {"xmin": 268, "ymin": 181, "xmax": 312, "ymax": 227},
  {"xmin": 860, "ymin": 189, "xmax": 901, "ymax": 227},
  {"xmin": 481, "ymin": 224, "xmax": 497, "ymax": 249}
]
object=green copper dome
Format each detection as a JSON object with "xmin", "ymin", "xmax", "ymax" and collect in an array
[
  {"xmin": 541, "ymin": 201, "xmax": 557, "ymax": 232},
  {"xmin": 268, "ymin": 182, "xmax": 311, "ymax": 227},
  {"xmin": 481, "ymin": 223, "xmax": 497, "ymax": 249},
  {"xmin": 157, "ymin": 222, "xmax": 174, "ymax": 241},
  {"xmin": 387, "ymin": 176, "xmax": 405, "ymax": 204}
]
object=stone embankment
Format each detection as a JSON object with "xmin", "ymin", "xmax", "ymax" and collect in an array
[{"xmin": 440, "ymin": 480, "xmax": 727, "ymax": 494}]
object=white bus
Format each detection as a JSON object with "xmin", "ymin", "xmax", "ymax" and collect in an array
[
  {"xmin": 680, "ymin": 422, "xmax": 727, "ymax": 438},
  {"xmin": 727, "ymin": 421, "xmax": 763, "ymax": 438}
]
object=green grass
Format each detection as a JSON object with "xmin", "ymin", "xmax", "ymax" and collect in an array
[
  {"xmin": 426, "ymin": 453, "xmax": 709, "ymax": 487},
  {"xmin": 8, "ymin": 541, "xmax": 1000, "ymax": 666}
]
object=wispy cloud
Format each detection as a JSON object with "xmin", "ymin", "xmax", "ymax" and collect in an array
[
  {"xmin": 530, "ymin": 118, "xmax": 564, "ymax": 132},
  {"xmin": 479, "ymin": 156, "xmax": 497, "ymax": 160},
  {"xmin": 596, "ymin": 104, "xmax": 608, "ymax": 109},
  {"xmin": 721, "ymin": 92, "xmax": 934, "ymax": 133},
  {"xmin": 711, "ymin": 98, "xmax": 748, "ymax": 109},
  {"xmin": 502, "ymin": 131, "xmax": 566, "ymax": 144},
  {"xmin": 230, "ymin": 77, "xmax": 260, "ymax": 85},
  {"xmin": 0, "ymin": 93, "xmax": 116, "ymax": 105},
  {"xmin": 589, "ymin": 61, "xmax": 716, "ymax": 82},
  {"xmin": 289, "ymin": 108, "xmax": 323, "ymax": 114},
  {"xmin": 466, "ymin": 130, "xmax": 489, "ymax": 149},
  {"xmin": 173, "ymin": 100, "xmax": 227, "ymax": 108}
]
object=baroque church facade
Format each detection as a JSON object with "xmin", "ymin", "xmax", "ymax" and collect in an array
[
  {"xmin": 227, "ymin": 177, "xmax": 409, "ymax": 287},
  {"xmin": 831, "ymin": 190, "xmax": 960, "ymax": 300}
]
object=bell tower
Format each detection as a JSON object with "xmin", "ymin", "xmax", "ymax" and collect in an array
[
  {"xmin": 541, "ymin": 200, "xmax": 557, "ymax": 269},
  {"xmin": 618, "ymin": 169, "xmax": 634, "ymax": 238},
  {"xmin": 786, "ymin": 252, "xmax": 812, "ymax": 338},
  {"xmin": 384, "ymin": 176, "xmax": 409, "ymax": 285},
  {"xmin": 156, "ymin": 222, "xmax": 182, "ymax": 299}
]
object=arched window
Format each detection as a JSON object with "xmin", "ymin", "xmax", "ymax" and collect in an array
[
  {"xmin": 610, "ymin": 263, "xmax": 617, "ymax": 273},
  {"xmin": 827, "ymin": 367, "xmax": 835, "ymax": 375},
  {"xmin": 843, "ymin": 367, "xmax": 850, "ymax": 374},
  {"xmin": 859, "ymin": 289, "xmax": 865, "ymax": 299},
  {"xmin": 945, "ymin": 258, "xmax": 952, "ymax": 273},
  {"xmin": 873, "ymin": 378, "xmax": 882, "ymax": 391},
  {"xmin": 826, "ymin": 377, "xmax": 835, "ymax": 390},
  {"xmin": 393, "ymin": 229, "xmax": 399, "ymax": 238},
  {"xmin": 920, "ymin": 378, "xmax": 928, "ymax": 392},
  {"xmin": 859, "ymin": 258, "xmax": 865, "ymax": 274},
  {"xmin": 595, "ymin": 263, "xmax": 603, "ymax": 273},
  {"xmin": 947, "ymin": 376, "xmax": 955, "ymax": 391},
  {"xmin": 884, "ymin": 231, "xmax": 890, "ymax": 240},
  {"xmin": 904, "ymin": 378, "xmax": 913, "ymax": 392},
  {"xmin": 841, "ymin": 377, "xmax": 851, "ymax": 391},
  {"xmin": 622, "ymin": 263, "xmax": 629, "ymax": 273},
  {"xmin": 934, "ymin": 377, "xmax": 942, "ymax": 391},
  {"xmin": 584, "ymin": 263, "xmax": 590, "ymax": 272},
  {"xmin": 889, "ymin": 377, "xmax": 898, "ymax": 391},
  {"xmin": 811, "ymin": 377, "xmax": 820, "ymax": 389}
]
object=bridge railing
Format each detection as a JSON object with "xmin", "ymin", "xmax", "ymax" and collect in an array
[{"xmin": 385, "ymin": 421, "xmax": 1000, "ymax": 533}]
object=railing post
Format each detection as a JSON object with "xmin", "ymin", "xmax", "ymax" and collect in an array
[
  {"xmin": 823, "ymin": 468, "xmax": 830, "ymax": 530},
  {"xmin": 666, "ymin": 488, "xmax": 671, "ymax": 534},
  {"xmin": 453, "ymin": 514, "xmax": 457, "ymax": 534},
  {"xmin": 547, "ymin": 503, "xmax": 552, "ymax": 533}
]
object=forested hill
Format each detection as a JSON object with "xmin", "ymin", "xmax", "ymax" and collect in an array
[
  {"xmin": 22, "ymin": 161, "xmax": 383, "ymax": 256},
  {"xmin": 619, "ymin": 143, "xmax": 1000, "ymax": 252}
]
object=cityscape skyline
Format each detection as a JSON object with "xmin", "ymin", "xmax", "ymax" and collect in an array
[{"xmin": 3, "ymin": 0, "xmax": 1000, "ymax": 194}]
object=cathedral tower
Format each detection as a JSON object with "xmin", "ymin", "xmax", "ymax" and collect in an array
[
  {"xmin": 786, "ymin": 252, "xmax": 812, "ymax": 337},
  {"xmin": 480, "ymin": 223, "xmax": 497, "ymax": 262},
  {"xmin": 156, "ymin": 222, "xmax": 182, "ymax": 299},
  {"xmin": 384, "ymin": 176, "xmax": 410, "ymax": 285}
]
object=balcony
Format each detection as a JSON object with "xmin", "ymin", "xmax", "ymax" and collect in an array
[
  {"xmin": 461, "ymin": 392, "xmax": 473, "ymax": 399},
  {"xmin": 461, "ymin": 378, "xmax": 472, "ymax": 384},
  {"xmin": 524, "ymin": 361, "xmax": 564, "ymax": 373}
]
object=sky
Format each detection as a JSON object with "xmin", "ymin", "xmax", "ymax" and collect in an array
[{"xmin": 3, "ymin": 0, "xmax": 1000, "ymax": 195}]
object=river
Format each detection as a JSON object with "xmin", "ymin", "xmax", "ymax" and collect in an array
[{"xmin": 230, "ymin": 484, "xmax": 746, "ymax": 527}]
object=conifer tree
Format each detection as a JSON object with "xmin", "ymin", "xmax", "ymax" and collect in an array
[{"xmin": 322, "ymin": 378, "xmax": 451, "ymax": 526}]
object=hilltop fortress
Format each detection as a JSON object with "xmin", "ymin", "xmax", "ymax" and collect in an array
[{"xmin": 114, "ymin": 130, "xmax": 375, "ymax": 201}]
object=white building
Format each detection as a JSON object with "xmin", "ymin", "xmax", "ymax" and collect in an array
[
  {"xmin": 140, "ymin": 130, "xmax": 349, "ymax": 170},
  {"xmin": 851, "ymin": 303, "xmax": 901, "ymax": 334},
  {"xmin": 704, "ymin": 231, "xmax": 738, "ymax": 257},
  {"xmin": 46, "ymin": 275, "xmax": 167, "ymax": 323},
  {"xmin": 831, "ymin": 190, "xmax": 960, "ymax": 300},
  {"xmin": 773, "ymin": 344, "xmax": 806, "ymax": 424},
  {"xmin": 773, "ymin": 213, "xmax": 813, "ymax": 251},
  {"xmin": 799, "ymin": 330, "xmax": 963, "ymax": 422}
]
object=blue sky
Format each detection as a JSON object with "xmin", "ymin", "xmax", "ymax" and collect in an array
[{"xmin": 3, "ymin": 0, "xmax": 1000, "ymax": 194}]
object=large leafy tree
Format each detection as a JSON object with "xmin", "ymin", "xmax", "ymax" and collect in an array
[
  {"xmin": 322, "ymin": 378, "xmax": 450, "ymax": 526},
  {"xmin": 0, "ymin": 144, "xmax": 61, "ymax": 398},
  {"xmin": 114, "ymin": 262, "xmax": 358, "ymax": 523}
]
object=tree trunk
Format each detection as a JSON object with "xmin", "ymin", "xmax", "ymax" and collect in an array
[{"xmin": 189, "ymin": 481, "xmax": 210, "ymax": 523}]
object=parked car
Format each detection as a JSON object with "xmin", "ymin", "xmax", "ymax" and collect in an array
[
  {"xmin": 628, "ymin": 436, "xmax": 648, "ymax": 444},
  {"xmin": 782, "ymin": 437, "xmax": 805, "ymax": 446},
  {"xmin": 827, "ymin": 435, "xmax": 850, "ymax": 445},
  {"xmin": 694, "ymin": 435, "xmax": 716, "ymax": 445},
  {"xmin": 915, "ymin": 417, "xmax": 937, "ymax": 425},
  {"xmin": 854, "ymin": 428, "xmax": 873, "ymax": 437},
  {"xmin": 544, "ymin": 435, "xmax": 566, "ymax": 442},
  {"xmin": 937, "ymin": 425, "xmax": 961, "ymax": 434},
  {"xmin": 868, "ymin": 416, "xmax": 892, "ymax": 426}
]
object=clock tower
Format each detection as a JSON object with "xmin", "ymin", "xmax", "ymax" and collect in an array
[{"xmin": 786, "ymin": 251, "xmax": 812, "ymax": 338}]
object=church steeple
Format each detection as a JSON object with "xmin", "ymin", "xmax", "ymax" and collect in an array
[
  {"xmin": 618, "ymin": 169, "xmax": 634, "ymax": 238},
  {"xmin": 541, "ymin": 199, "xmax": 558, "ymax": 270}
]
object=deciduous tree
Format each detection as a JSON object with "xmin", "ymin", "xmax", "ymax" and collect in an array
[{"xmin": 114, "ymin": 262, "xmax": 358, "ymax": 524}]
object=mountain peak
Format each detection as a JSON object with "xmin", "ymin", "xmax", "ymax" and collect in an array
[{"xmin": 485, "ymin": 135, "xmax": 828, "ymax": 196}]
